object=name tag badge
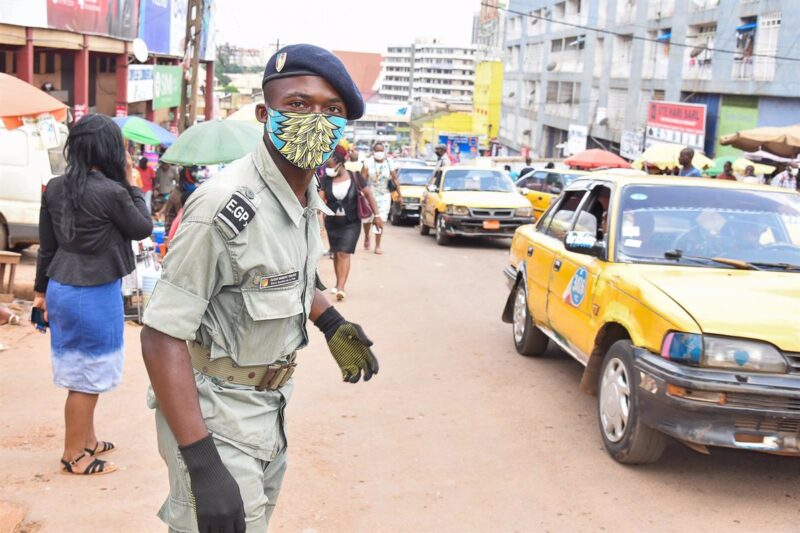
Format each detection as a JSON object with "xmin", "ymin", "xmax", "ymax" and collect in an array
[{"xmin": 259, "ymin": 271, "xmax": 300, "ymax": 290}]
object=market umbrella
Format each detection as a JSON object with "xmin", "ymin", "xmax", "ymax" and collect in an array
[
  {"xmin": 632, "ymin": 144, "xmax": 714, "ymax": 171},
  {"xmin": 564, "ymin": 148, "xmax": 631, "ymax": 169},
  {"xmin": 0, "ymin": 73, "xmax": 68, "ymax": 129},
  {"xmin": 719, "ymin": 125, "xmax": 800, "ymax": 159},
  {"xmin": 160, "ymin": 119, "xmax": 262, "ymax": 165},
  {"xmin": 226, "ymin": 102, "xmax": 260, "ymax": 124},
  {"xmin": 112, "ymin": 116, "xmax": 176, "ymax": 146},
  {"xmin": 706, "ymin": 156, "xmax": 775, "ymax": 177}
]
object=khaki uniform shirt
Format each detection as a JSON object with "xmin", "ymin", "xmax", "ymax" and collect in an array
[{"xmin": 143, "ymin": 141, "xmax": 332, "ymax": 366}]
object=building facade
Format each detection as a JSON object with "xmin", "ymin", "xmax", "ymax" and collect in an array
[
  {"xmin": 379, "ymin": 38, "xmax": 477, "ymax": 104},
  {"xmin": 500, "ymin": 0, "xmax": 800, "ymax": 158}
]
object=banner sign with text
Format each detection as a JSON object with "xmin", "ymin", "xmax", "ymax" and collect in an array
[
  {"xmin": 128, "ymin": 64, "xmax": 154, "ymax": 103},
  {"xmin": 46, "ymin": 0, "xmax": 139, "ymax": 40},
  {"xmin": 153, "ymin": 65, "xmax": 182, "ymax": 109},
  {"xmin": 646, "ymin": 101, "xmax": 706, "ymax": 150}
]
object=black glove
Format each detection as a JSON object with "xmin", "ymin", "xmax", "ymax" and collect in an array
[
  {"xmin": 179, "ymin": 434, "xmax": 246, "ymax": 533},
  {"xmin": 314, "ymin": 306, "xmax": 380, "ymax": 383}
]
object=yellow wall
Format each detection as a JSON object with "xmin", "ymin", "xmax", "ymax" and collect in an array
[
  {"xmin": 472, "ymin": 61, "xmax": 503, "ymax": 147},
  {"xmin": 417, "ymin": 111, "xmax": 475, "ymax": 149}
]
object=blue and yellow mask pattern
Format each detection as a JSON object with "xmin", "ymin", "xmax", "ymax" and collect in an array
[{"xmin": 266, "ymin": 107, "xmax": 347, "ymax": 169}]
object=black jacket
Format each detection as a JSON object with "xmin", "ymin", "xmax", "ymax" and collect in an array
[
  {"xmin": 320, "ymin": 171, "xmax": 368, "ymax": 223},
  {"xmin": 35, "ymin": 171, "xmax": 153, "ymax": 293}
]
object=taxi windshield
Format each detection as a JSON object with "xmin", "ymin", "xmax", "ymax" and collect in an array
[
  {"xmin": 397, "ymin": 168, "xmax": 432, "ymax": 186},
  {"xmin": 443, "ymin": 170, "xmax": 516, "ymax": 193},
  {"xmin": 616, "ymin": 185, "xmax": 800, "ymax": 270}
]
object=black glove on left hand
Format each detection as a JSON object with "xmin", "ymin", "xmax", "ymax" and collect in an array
[{"xmin": 314, "ymin": 306, "xmax": 380, "ymax": 383}]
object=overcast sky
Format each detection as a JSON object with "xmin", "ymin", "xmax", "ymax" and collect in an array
[{"xmin": 214, "ymin": 0, "xmax": 477, "ymax": 53}]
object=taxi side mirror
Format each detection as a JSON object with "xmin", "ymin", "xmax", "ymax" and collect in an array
[
  {"xmin": 518, "ymin": 187, "xmax": 531, "ymax": 195},
  {"xmin": 427, "ymin": 184, "xmax": 439, "ymax": 193},
  {"xmin": 564, "ymin": 231, "xmax": 605, "ymax": 259}
]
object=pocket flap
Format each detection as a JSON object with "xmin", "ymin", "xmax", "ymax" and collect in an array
[{"xmin": 242, "ymin": 288, "xmax": 303, "ymax": 321}]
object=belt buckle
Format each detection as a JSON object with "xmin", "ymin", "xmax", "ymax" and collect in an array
[{"xmin": 256, "ymin": 363, "xmax": 297, "ymax": 391}]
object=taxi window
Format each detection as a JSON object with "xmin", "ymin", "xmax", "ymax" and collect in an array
[
  {"xmin": 545, "ymin": 173, "xmax": 564, "ymax": 193},
  {"xmin": 542, "ymin": 190, "xmax": 587, "ymax": 240}
]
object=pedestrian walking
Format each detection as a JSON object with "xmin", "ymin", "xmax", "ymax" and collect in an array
[
  {"xmin": 361, "ymin": 141, "xmax": 397, "ymax": 254},
  {"xmin": 678, "ymin": 147, "xmax": 703, "ymax": 177},
  {"xmin": 32, "ymin": 114, "xmax": 153, "ymax": 476},
  {"xmin": 433, "ymin": 143, "xmax": 450, "ymax": 177},
  {"xmin": 320, "ymin": 144, "xmax": 382, "ymax": 300},
  {"xmin": 140, "ymin": 44, "xmax": 380, "ymax": 533},
  {"xmin": 158, "ymin": 165, "xmax": 199, "ymax": 235},
  {"xmin": 137, "ymin": 156, "xmax": 156, "ymax": 214},
  {"xmin": 155, "ymin": 159, "xmax": 178, "ymax": 208}
]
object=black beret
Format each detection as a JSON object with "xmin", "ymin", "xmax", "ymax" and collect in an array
[{"xmin": 262, "ymin": 44, "xmax": 364, "ymax": 121}]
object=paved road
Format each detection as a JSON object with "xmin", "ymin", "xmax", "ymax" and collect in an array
[{"xmin": 1, "ymin": 225, "xmax": 799, "ymax": 532}]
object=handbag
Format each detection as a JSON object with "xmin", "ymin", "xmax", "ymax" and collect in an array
[{"xmin": 351, "ymin": 171, "xmax": 373, "ymax": 219}]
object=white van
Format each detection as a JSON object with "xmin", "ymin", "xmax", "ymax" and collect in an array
[{"xmin": 0, "ymin": 122, "xmax": 68, "ymax": 250}]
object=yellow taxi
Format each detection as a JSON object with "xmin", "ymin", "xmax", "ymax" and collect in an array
[
  {"xmin": 389, "ymin": 166, "xmax": 433, "ymax": 225},
  {"xmin": 502, "ymin": 173, "xmax": 800, "ymax": 463},
  {"xmin": 418, "ymin": 167, "xmax": 533, "ymax": 245},
  {"xmin": 515, "ymin": 169, "xmax": 588, "ymax": 219}
]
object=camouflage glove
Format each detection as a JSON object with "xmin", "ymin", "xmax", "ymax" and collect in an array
[{"xmin": 314, "ymin": 307, "xmax": 380, "ymax": 383}]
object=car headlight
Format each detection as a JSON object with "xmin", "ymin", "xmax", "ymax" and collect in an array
[
  {"xmin": 445, "ymin": 205, "xmax": 469, "ymax": 216},
  {"xmin": 515, "ymin": 207, "xmax": 533, "ymax": 217},
  {"xmin": 661, "ymin": 332, "xmax": 787, "ymax": 373}
]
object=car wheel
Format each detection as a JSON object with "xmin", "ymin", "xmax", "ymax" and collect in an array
[
  {"xmin": 435, "ymin": 214, "xmax": 450, "ymax": 245},
  {"xmin": 598, "ymin": 340, "xmax": 668, "ymax": 464},
  {"xmin": 512, "ymin": 282, "xmax": 549, "ymax": 356},
  {"xmin": 390, "ymin": 203, "xmax": 400, "ymax": 226},
  {"xmin": 419, "ymin": 212, "xmax": 430, "ymax": 235}
]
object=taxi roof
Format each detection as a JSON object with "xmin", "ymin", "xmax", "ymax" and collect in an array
[{"xmin": 573, "ymin": 172, "xmax": 799, "ymax": 195}]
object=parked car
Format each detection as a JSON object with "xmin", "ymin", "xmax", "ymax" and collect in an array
[
  {"xmin": 515, "ymin": 169, "xmax": 588, "ymax": 220},
  {"xmin": 0, "ymin": 121, "xmax": 68, "ymax": 250},
  {"xmin": 419, "ymin": 167, "xmax": 533, "ymax": 245},
  {"xmin": 389, "ymin": 166, "xmax": 432, "ymax": 225},
  {"xmin": 502, "ymin": 173, "xmax": 800, "ymax": 463},
  {"xmin": 392, "ymin": 157, "xmax": 428, "ymax": 168}
]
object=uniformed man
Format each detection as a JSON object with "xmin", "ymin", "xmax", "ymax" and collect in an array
[{"xmin": 140, "ymin": 44, "xmax": 380, "ymax": 533}]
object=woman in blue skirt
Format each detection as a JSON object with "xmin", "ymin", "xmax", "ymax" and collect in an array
[{"xmin": 33, "ymin": 114, "xmax": 153, "ymax": 475}]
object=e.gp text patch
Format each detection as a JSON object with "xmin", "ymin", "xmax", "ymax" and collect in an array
[{"xmin": 216, "ymin": 192, "xmax": 256, "ymax": 236}]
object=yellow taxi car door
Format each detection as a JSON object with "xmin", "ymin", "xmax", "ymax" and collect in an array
[
  {"xmin": 523, "ymin": 171, "xmax": 551, "ymax": 219},
  {"xmin": 525, "ymin": 188, "xmax": 589, "ymax": 323},
  {"xmin": 546, "ymin": 184, "xmax": 613, "ymax": 361}
]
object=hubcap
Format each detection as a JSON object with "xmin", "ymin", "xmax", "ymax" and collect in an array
[
  {"xmin": 599, "ymin": 357, "xmax": 631, "ymax": 443},
  {"xmin": 513, "ymin": 286, "xmax": 527, "ymax": 344}
]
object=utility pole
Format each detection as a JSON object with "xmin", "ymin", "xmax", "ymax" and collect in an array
[{"xmin": 178, "ymin": 0, "xmax": 204, "ymax": 132}]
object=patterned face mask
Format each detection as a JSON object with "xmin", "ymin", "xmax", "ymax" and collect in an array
[{"xmin": 265, "ymin": 107, "xmax": 347, "ymax": 169}]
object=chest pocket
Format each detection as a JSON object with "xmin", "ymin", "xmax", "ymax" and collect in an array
[{"xmin": 237, "ymin": 288, "xmax": 304, "ymax": 365}]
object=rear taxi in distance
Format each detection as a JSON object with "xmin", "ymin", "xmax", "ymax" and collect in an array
[
  {"xmin": 389, "ymin": 166, "xmax": 432, "ymax": 225},
  {"xmin": 419, "ymin": 167, "xmax": 533, "ymax": 245},
  {"xmin": 515, "ymin": 169, "xmax": 588, "ymax": 220},
  {"xmin": 502, "ymin": 174, "xmax": 800, "ymax": 463}
]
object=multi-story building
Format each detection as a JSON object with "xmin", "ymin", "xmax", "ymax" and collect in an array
[
  {"xmin": 379, "ymin": 38, "xmax": 477, "ymax": 104},
  {"xmin": 500, "ymin": 0, "xmax": 800, "ymax": 158}
]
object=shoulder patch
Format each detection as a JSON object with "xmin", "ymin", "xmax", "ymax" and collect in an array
[{"xmin": 216, "ymin": 192, "xmax": 256, "ymax": 237}]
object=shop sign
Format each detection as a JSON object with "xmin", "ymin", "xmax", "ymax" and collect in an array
[
  {"xmin": 128, "ymin": 65, "xmax": 154, "ymax": 103},
  {"xmin": 566, "ymin": 124, "xmax": 588, "ymax": 156},
  {"xmin": 73, "ymin": 103, "xmax": 87, "ymax": 123},
  {"xmin": 115, "ymin": 104, "xmax": 128, "ymax": 118},
  {"xmin": 620, "ymin": 130, "xmax": 644, "ymax": 160},
  {"xmin": 645, "ymin": 101, "xmax": 706, "ymax": 150},
  {"xmin": 153, "ymin": 65, "xmax": 183, "ymax": 110}
]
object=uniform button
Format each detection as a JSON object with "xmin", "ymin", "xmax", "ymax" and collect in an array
[
  {"xmin": 227, "ymin": 376, "xmax": 234, "ymax": 382},
  {"xmin": 232, "ymin": 362, "xmax": 238, "ymax": 368},
  {"xmin": 245, "ymin": 190, "xmax": 255, "ymax": 199},
  {"xmin": 248, "ymin": 372, "xmax": 256, "ymax": 379}
]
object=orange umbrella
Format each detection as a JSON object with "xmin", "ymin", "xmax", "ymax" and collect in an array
[
  {"xmin": 0, "ymin": 73, "xmax": 68, "ymax": 129},
  {"xmin": 564, "ymin": 148, "xmax": 631, "ymax": 169}
]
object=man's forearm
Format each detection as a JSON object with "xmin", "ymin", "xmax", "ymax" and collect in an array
[
  {"xmin": 309, "ymin": 289, "xmax": 332, "ymax": 323},
  {"xmin": 141, "ymin": 326, "xmax": 209, "ymax": 446}
]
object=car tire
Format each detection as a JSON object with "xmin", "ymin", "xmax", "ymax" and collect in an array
[
  {"xmin": 512, "ymin": 282, "xmax": 549, "ymax": 356},
  {"xmin": 419, "ymin": 213, "xmax": 430, "ymax": 235},
  {"xmin": 597, "ymin": 340, "xmax": 668, "ymax": 464},
  {"xmin": 435, "ymin": 214, "xmax": 450, "ymax": 246}
]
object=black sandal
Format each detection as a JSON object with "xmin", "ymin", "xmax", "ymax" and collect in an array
[
  {"xmin": 60, "ymin": 453, "xmax": 117, "ymax": 476},
  {"xmin": 85, "ymin": 440, "xmax": 115, "ymax": 457}
]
